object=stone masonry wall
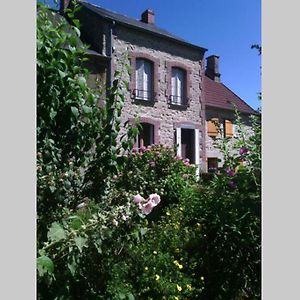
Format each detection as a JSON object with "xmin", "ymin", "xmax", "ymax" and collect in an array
[{"xmin": 111, "ymin": 25, "xmax": 206, "ymax": 167}]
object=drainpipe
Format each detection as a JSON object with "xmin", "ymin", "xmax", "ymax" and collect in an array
[{"xmin": 107, "ymin": 20, "xmax": 115, "ymax": 88}]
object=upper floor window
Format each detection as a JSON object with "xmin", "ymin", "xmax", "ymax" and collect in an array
[
  {"xmin": 207, "ymin": 118, "xmax": 219, "ymax": 137},
  {"xmin": 171, "ymin": 67, "xmax": 186, "ymax": 105},
  {"xmin": 135, "ymin": 59, "xmax": 153, "ymax": 101}
]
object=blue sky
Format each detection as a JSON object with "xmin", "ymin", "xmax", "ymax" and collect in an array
[{"xmin": 40, "ymin": 0, "xmax": 261, "ymax": 110}]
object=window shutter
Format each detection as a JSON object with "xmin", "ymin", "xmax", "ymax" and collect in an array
[
  {"xmin": 144, "ymin": 61, "xmax": 152, "ymax": 99},
  {"xmin": 177, "ymin": 70, "xmax": 184, "ymax": 104},
  {"xmin": 171, "ymin": 68, "xmax": 185, "ymax": 104},
  {"xmin": 225, "ymin": 120, "xmax": 233, "ymax": 137},
  {"xmin": 171, "ymin": 69, "xmax": 176, "ymax": 100},
  {"xmin": 207, "ymin": 118, "xmax": 219, "ymax": 137},
  {"xmin": 136, "ymin": 59, "xmax": 144, "ymax": 96}
]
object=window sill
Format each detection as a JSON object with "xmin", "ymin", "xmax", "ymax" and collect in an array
[
  {"xmin": 168, "ymin": 102, "xmax": 189, "ymax": 110},
  {"xmin": 132, "ymin": 97, "xmax": 156, "ymax": 106}
]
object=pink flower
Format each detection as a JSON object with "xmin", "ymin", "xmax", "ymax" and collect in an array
[
  {"xmin": 226, "ymin": 168, "xmax": 235, "ymax": 177},
  {"xmin": 175, "ymin": 155, "xmax": 182, "ymax": 160},
  {"xmin": 149, "ymin": 193, "xmax": 161, "ymax": 207},
  {"xmin": 132, "ymin": 148, "xmax": 138, "ymax": 153},
  {"xmin": 133, "ymin": 194, "xmax": 144, "ymax": 204},
  {"xmin": 142, "ymin": 201, "xmax": 154, "ymax": 215},
  {"xmin": 239, "ymin": 147, "xmax": 249, "ymax": 156},
  {"xmin": 139, "ymin": 146, "xmax": 146, "ymax": 153},
  {"xmin": 184, "ymin": 161, "xmax": 190, "ymax": 167},
  {"xmin": 149, "ymin": 160, "xmax": 156, "ymax": 167},
  {"xmin": 184, "ymin": 158, "xmax": 190, "ymax": 163}
]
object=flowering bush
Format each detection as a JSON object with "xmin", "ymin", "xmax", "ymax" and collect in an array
[
  {"xmin": 115, "ymin": 144, "xmax": 197, "ymax": 212},
  {"xmin": 37, "ymin": 3, "xmax": 260, "ymax": 299},
  {"xmin": 182, "ymin": 113, "xmax": 261, "ymax": 299}
]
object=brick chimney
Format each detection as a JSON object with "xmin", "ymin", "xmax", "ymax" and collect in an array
[
  {"xmin": 205, "ymin": 55, "xmax": 221, "ymax": 82},
  {"xmin": 141, "ymin": 9, "xmax": 155, "ymax": 25}
]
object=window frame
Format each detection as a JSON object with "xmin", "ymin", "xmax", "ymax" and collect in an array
[
  {"xmin": 166, "ymin": 61, "xmax": 191, "ymax": 108},
  {"xmin": 129, "ymin": 52, "xmax": 159, "ymax": 103},
  {"xmin": 170, "ymin": 67, "xmax": 187, "ymax": 105},
  {"xmin": 135, "ymin": 58, "xmax": 154, "ymax": 101}
]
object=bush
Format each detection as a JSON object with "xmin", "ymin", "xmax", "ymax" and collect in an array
[{"xmin": 115, "ymin": 144, "xmax": 197, "ymax": 211}]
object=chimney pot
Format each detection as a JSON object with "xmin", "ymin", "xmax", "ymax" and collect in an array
[
  {"xmin": 141, "ymin": 9, "xmax": 155, "ymax": 25},
  {"xmin": 206, "ymin": 55, "xmax": 221, "ymax": 82}
]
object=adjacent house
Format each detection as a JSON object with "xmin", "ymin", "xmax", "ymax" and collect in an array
[{"xmin": 62, "ymin": 1, "xmax": 258, "ymax": 173}]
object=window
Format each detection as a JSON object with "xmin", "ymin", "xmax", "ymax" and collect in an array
[
  {"xmin": 207, "ymin": 158, "xmax": 218, "ymax": 173},
  {"xmin": 171, "ymin": 67, "xmax": 186, "ymax": 105},
  {"xmin": 135, "ymin": 59, "xmax": 153, "ymax": 101},
  {"xmin": 137, "ymin": 123, "xmax": 154, "ymax": 148},
  {"xmin": 181, "ymin": 128, "xmax": 195, "ymax": 164},
  {"xmin": 207, "ymin": 118, "xmax": 219, "ymax": 137},
  {"xmin": 224, "ymin": 119, "xmax": 233, "ymax": 137}
]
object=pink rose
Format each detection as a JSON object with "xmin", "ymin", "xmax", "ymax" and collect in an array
[
  {"xmin": 139, "ymin": 146, "xmax": 146, "ymax": 153},
  {"xmin": 133, "ymin": 194, "xmax": 144, "ymax": 204},
  {"xmin": 149, "ymin": 193, "xmax": 161, "ymax": 207},
  {"xmin": 149, "ymin": 160, "xmax": 156, "ymax": 167},
  {"xmin": 142, "ymin": 201, "xmax": 154, "ymax": 215}
]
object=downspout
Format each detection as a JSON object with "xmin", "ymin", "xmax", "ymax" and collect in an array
[{"xmin": 107, "ymin": 20, "xmax": 115, "ymax": 88}]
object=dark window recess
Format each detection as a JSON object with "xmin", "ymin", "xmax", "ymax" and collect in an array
[
  {"xmin": 138, "ymin": 123, "xmax": 154, "ymax": 148},
  {"xmin": 181, "ymin": 129, "xmax": 195, "ymax": 164},
  {"xmin": 207, "ymin": 158, "xmax": 218, "ymax": 173}
]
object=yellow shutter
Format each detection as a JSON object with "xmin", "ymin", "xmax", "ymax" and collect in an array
[
  {"xmin": 225, "ymin": 120, "xmax": 233, "ymax": 137},
  {"xmin": 207, "ymin": 118, "xmax": 219, "ymax": 137}
]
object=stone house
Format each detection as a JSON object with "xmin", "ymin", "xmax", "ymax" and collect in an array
[{"xmin": 68, "ymin": 1, "xmax": 257, "ymax": 173}]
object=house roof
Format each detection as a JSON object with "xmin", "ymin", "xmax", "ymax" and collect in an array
[
  {"xmin": 80, "ymin": 2, "xmax": 207, "ymax": 52},
  {"xmin": 203, "ymin": 76, "xmax": 257, "ymax": 114}
]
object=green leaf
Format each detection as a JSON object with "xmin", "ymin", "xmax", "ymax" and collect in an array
[
  {"xmin": 47, "ymin": 222, "xmax": 66, "ymax": 242},
  {"xmin": 127, "ymin": 293, "xmax": 135, "ymax": 300},
  {"xmin": 71, "ymin": 106, "xmax": 79, "ymax": 118},
  {"xmin": 49, "ymin": 108, "xmax": 57, "ymax": 120},
  {"xmin": 58, "ymin": 69, "xmax": 67, "ymax": 78},
  {"xmin": 82, "ymin": 105, "xmax": 92, "ymax": 114},
  {"xmin": 37, "ymin": 255, "xmax": 54, "ymax": 276},
  {"xmin": 67, "ymin": 259, "xmax": 77, "ymax": 276},
  {"xmin": 74, "ymin": 236, "xmax": 87, "ymax": 253}
]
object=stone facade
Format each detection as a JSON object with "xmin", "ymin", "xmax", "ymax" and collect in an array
[
  {"xmin": 75, "ymin": 2, "xmax": 257, "ymax": 174},
  {"xmin": 111, "ymin": 26, "xmax": 206, "ymax": 170}
]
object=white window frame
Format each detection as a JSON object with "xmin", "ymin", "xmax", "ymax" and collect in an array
[
  {"xmin": 135, "ymin": 59, "xmax": 152, "ymax": 100},
  {"xmin": 176, "ymin": 125, "xmax": 200, "ymax": 176},
  {"xmin": 171, "ymin": 67, "xmax": 185, "ymax": 105}
]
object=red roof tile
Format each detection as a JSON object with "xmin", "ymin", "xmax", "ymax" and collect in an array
[{"xmin": 203, "ymin": 76, "xmax": 257, "ymax": 114}]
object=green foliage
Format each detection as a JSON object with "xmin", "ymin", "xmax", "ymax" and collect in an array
[
  {"xmin": 183, "ymin": 114, "xmax": 261, "ymax": 299},
  {"xmin": 37, "ymin": 3, "xmax": 261, "ymax": 299},
  {"xmin": 115, "ymin": 144, "xmax": 197, "ymax": 210}
]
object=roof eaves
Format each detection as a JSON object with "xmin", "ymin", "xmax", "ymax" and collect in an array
[
  {"xmin": 205, "ymin": 103, "xmax": 258, "ymax": 115},
  {"xmin": 80, "ymin": 2, "xmax": 207, "ymax": 53}
]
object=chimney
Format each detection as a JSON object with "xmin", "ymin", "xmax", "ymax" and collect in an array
[
  {"xmin": 141, "ymin": 9, "xmax": 155, "ymax": 25},
  {"xmin": 205, "ymin": 55, "xmax": 221, "ymax": 82}
]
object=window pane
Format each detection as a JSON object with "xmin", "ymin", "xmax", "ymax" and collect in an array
[
  {"xmin": 171, "ymin": 68, "xmax": 185, "ymax": 104},
  {"xmin": 136, "ymin": 59, "xmax": 152, "ymax": 100},
  {"xmin": 138, "ymin": 123, "xmax": 154, "ymax": 147}
]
